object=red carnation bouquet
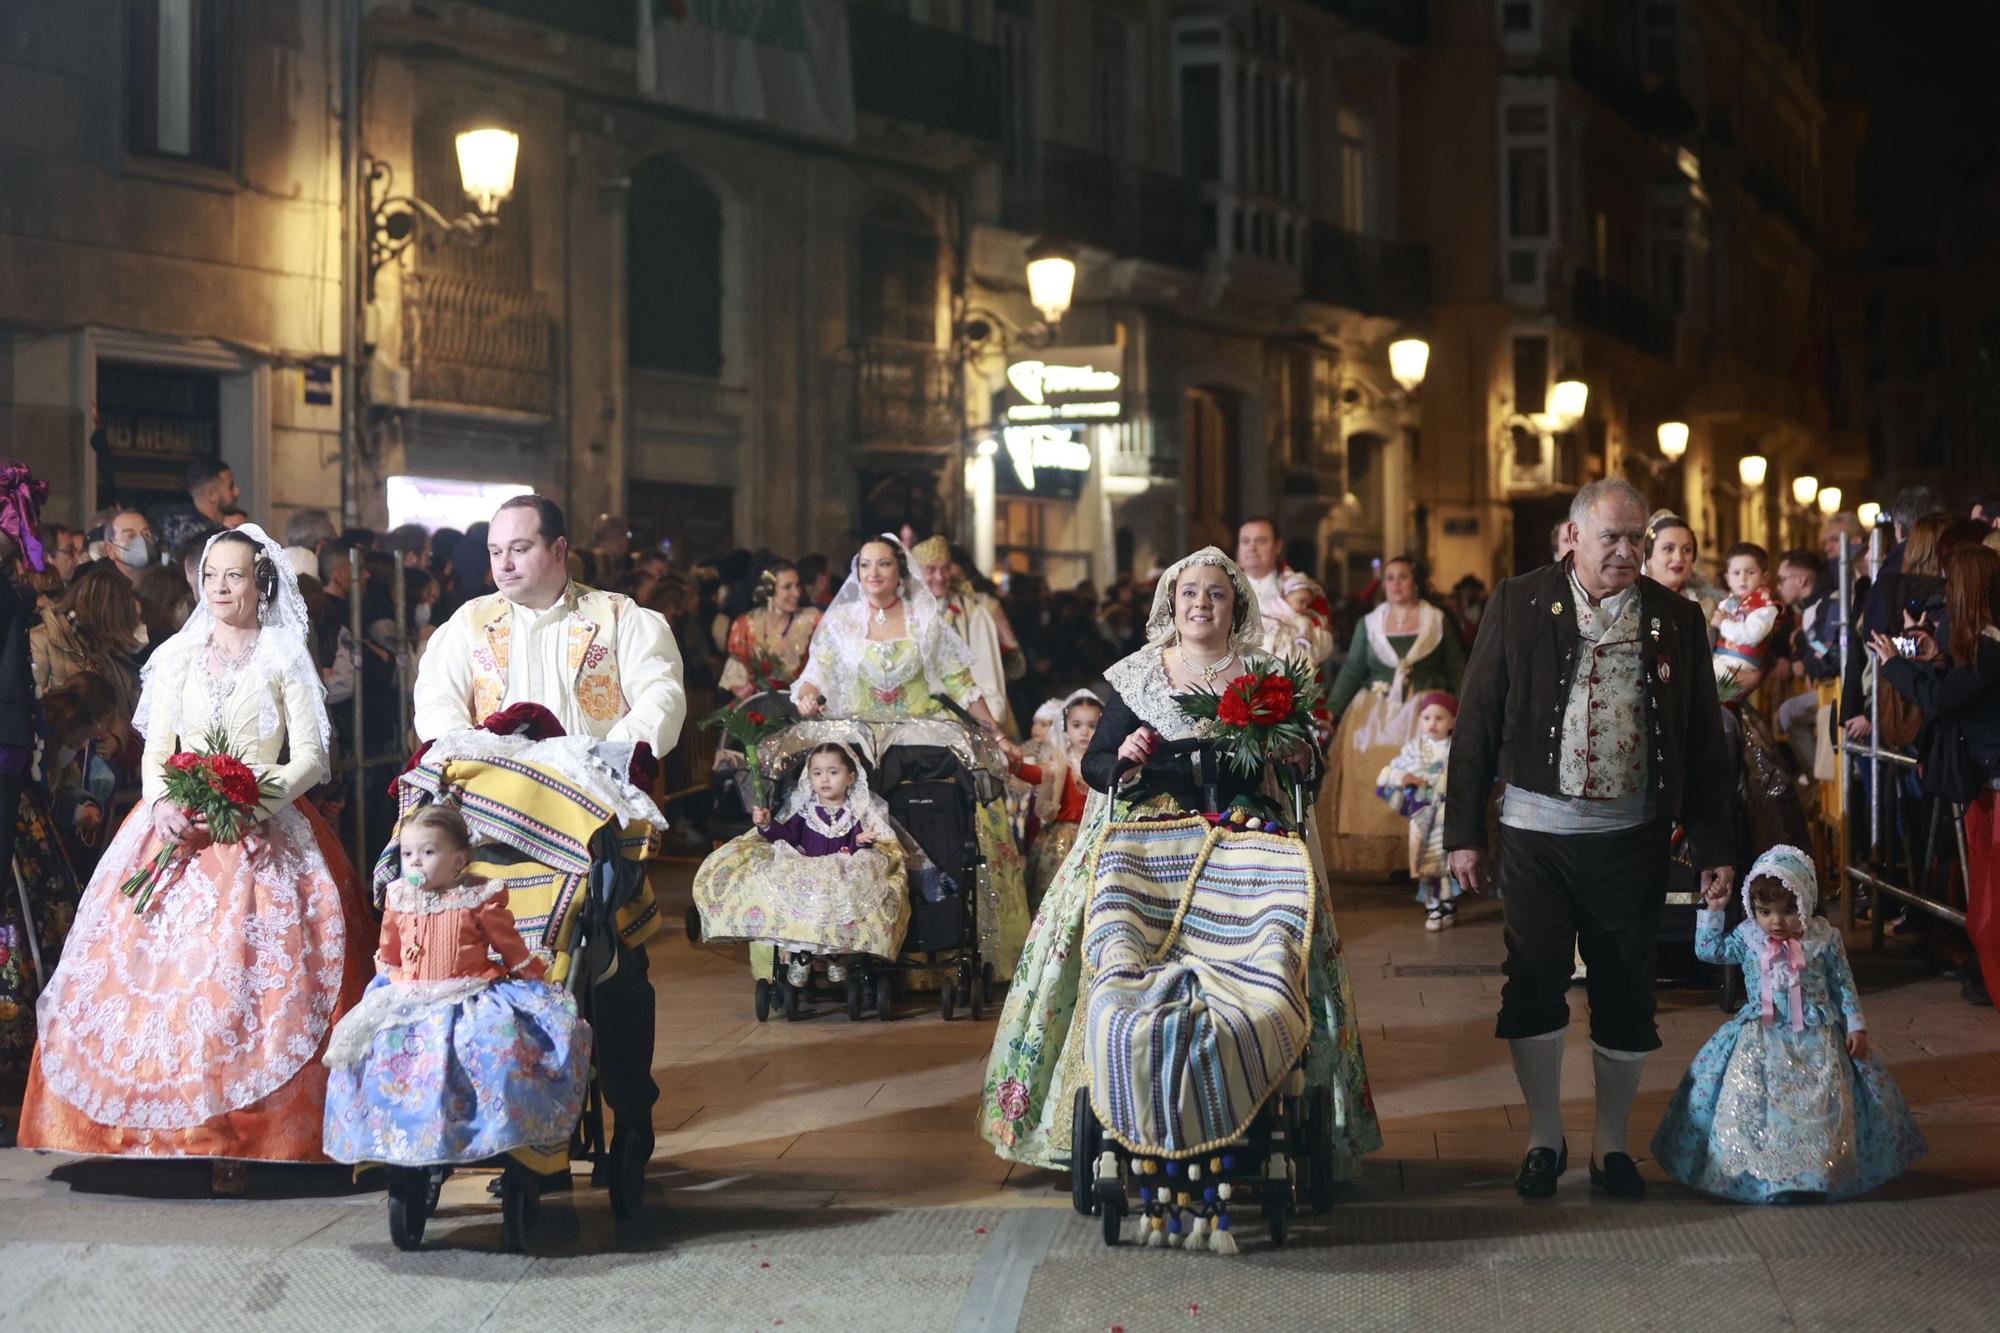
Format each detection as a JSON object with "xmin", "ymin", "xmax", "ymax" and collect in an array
[
  {"xmin": 119, "ymin": 726, "xmax": 283, "ymax": 913},
  {"xmin": 1174, "ymin": 659, "xmax": 1325, "ymax": 797}
]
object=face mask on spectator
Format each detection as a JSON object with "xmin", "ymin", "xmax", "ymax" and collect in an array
[{"xmin": 115, "ymin": 535, "xmax": 154, "ymax": 569}]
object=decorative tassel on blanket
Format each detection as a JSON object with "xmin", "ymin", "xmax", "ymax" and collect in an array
[{"xmin": 1209, "ymin": 1211, "xmax": 1239, "ymax": 1256}]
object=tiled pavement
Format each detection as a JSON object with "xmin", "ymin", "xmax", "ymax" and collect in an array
[{"xmin": 7, "ymin": 865, "xmax": 2000, "ymax": 1330}]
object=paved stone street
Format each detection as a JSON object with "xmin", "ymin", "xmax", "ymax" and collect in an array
[{"xmin": 8, "ymin": 865, "xmax": 2000, "ymax": 1331}]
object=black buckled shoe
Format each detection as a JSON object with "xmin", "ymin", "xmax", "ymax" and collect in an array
[
  {"xmin": 1515, "ymin": 1140, "xmax": 1568, "ymax": 1199},
  {"xmin": 1590, "ymin": 1151, "xmax": 1647, "ymax": 1199}
]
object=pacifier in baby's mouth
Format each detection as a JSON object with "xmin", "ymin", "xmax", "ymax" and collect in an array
[{"xmin": 403, "ymin": 869, "xmax": 425, "ymax": 888}]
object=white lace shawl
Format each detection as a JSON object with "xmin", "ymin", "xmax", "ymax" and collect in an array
[
  {"xmin": 1143, "ymin": 546, "xmax": 1267, "ymax": 656},
  {"xmin": 133, "ymin": 523, "xmax": 332, "ymax": 782},
  {"xmin": 773, "ymin": 740, "xmax": 895, "ymax": 842},
  {"xmin": 791, "ymin": 535, "xmax": 979, "ymax": 714},
  {"xmin": 1105, "ymin": 644, "xmax": 1285, "ymax": 742}
]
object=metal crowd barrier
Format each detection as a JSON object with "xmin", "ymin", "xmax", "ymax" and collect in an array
[
  {"xmin": 343, "ymin": 545, "xmax": 414, "ymax": 875},
  {"xmin": 1835, "ymin": 522, "xmax": 1971, "ymax": 942}
]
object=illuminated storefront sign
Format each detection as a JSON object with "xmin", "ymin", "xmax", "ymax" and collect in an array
[
  {"xmin": 1003, "ymin": 346, "xmax": 1125, "ymax": 424},
  {"xmin": 996, "ymin": 425, "xmax": 1091, "ymax": 497}
]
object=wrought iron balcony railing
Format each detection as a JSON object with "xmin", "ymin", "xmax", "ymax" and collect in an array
[
  {"xmin": 1303, "ymin": 223, "xmax": 1433, "ymax": 318},
  {"xmin": 1572, "ymin": 270, "xmax": 1677, "ymax": 362},
  {"xmin": 1000, "ymin": 140, "xmax": 1205, "ymax": 268},
  {"xmin": 402, "ymin": 270, "xmax": 554, "ymax": 415},
  {"xmin": 830, "ymin": 340, "xmax": 960, "ymax": 452},
  {"xmin": 850, "ymin": 4, "xmax": 1004, "ymax": 141}
]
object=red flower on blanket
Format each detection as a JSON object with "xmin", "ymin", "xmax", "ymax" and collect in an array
[{"xmin": 117, "ymin": 725, "xmax": 284, "ymax": 913}]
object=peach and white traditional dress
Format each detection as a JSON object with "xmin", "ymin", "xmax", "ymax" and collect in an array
[{"xmin": 18, "ymin": 524, "xmax": 374, "ymax": 1162}]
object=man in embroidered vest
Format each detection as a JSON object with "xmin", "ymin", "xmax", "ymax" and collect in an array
[
  {"xmin": 1445, "ymin": 478, "xmax": 1733, "ymax": 1202},
  {"xmin": 413, "ymin": 493, "xmax": 686, "ymax": 1174}
]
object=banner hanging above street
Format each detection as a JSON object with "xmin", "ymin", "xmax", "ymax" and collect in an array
[{"xmin": 637, "ymin": 0, "xmax": 856, "ymax": 144}]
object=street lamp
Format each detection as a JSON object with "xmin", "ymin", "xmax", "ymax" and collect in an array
[
  {"xmin": 364, "ymin": 124, "xmax": 521, "ymax": 299},
  {"xmin": 1817, "ymin": 485, "xmax": 1843, "ymax": 516},
  {"xmin": 1656, "ymin": 420, "xmax": 1689, "ymax": 461},
  {"xmin": 1024, "ymin": 238, "xmax": 1078, "ymax": 327},
  {"xmin": 1792, "ymin": 474, "xmax": 1820, "ymax": 508},
  {"xmin": 1858, "ymin": 500, "xmax": 1882, "ymax": 529},
  {"xmin": 1549, "ymin": 369, "xmax": 1588, "ymax": 430},
  {"xmin": 1738, "ymin": 453, "xmax": 1768, "ymax": 488},
  {"xmin": 1388, "ymin": 337, "xmax": 1431, "ymax": 393}
]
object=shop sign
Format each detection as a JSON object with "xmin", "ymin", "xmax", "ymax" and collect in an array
[
  {"xmin": 1003, "ymin": 345, "xmax": 1124, "ymax": 424},
  {"xmin": 995, "ymin": 425, "xmax": 1091, "ymax": 498}
]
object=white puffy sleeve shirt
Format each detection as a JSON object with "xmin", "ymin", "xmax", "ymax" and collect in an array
[{"xmin": 413, "ymin": 589, "xmax": 688, "ymax": 756}]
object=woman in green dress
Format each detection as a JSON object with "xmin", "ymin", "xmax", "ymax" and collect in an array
[
  {"xmin": 1319, "ymin": 556, "xmax": 1467, "ymax": 875},
  {"xmin": 978, "ymin": 547, "xmax": 1380, "ymax": 1175},
  {"xmin": 792, "ymin": 536, "xmax": 1030, "ymax": 977}
]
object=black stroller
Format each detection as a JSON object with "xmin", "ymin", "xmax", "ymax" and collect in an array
[
  {"xmin": 691, "ymin": 716, "xmax": 1008, "ymax": 1023},
  {"xmin": 1069, "ymin": 739, "xmax": 1341, "ymax": 1250}
]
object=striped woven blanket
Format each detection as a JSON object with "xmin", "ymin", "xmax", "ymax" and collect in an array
[
  {"xmin": 1084, "ymin": 816, "xmax": 1316, "ymax": 1157},
  {"xmin": 377, "ymin": 756, "xmax": 660, "ymax": 983}
]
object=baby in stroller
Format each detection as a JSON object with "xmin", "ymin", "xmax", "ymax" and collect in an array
[
  {"xmin": 322, "ymin": 805, "xmax": 591, "ymax": 1168},
  {"xmin": 695, "ymin": 740, "xmax": 910, "ymax": 990}
]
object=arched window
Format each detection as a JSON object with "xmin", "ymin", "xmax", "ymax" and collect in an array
[
  {"xmin": 628, "ymin": 155, "xmax": 723, "ymax": 377},
  {"xmin": 858, "ymin": 197, "xmax": 939, "ymax": 344}
]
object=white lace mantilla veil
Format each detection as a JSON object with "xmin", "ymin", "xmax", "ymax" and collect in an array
[
  {"xmin": 1107, "ymin": 546, "xmax": 1271, "ymax": 738},
  {"xmin": 773, "ymin": 739, "xmax": 895, "ymax": 842},
  {"xmin": 791, "ymin": 533, "xmax": 979, "ymax": 714},
  {"xmin": 133, "ymin": 522, "xmax": 333, "ymax": 782}
]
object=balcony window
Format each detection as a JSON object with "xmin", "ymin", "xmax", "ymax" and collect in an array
[
  {"xmin": 127, "ymin": 0, "xmax": 232, "ymax": 168},
  {"xmin": 859, "ymin": 198, "xmax": 940, "ymax": 346},
  {"xmin": 628, "ymin": 155, "xmax": 724, "ymax": 377},
  {"xmin": 1091, "ymin": 11, "xmax": 1129, "ymax": 161},
  {"xmin": 1338, "ymin": 109, "xmax": 1366, "ymax": 234}
]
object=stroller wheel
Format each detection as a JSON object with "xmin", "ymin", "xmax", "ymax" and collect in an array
[
  {"xmin": 846, "ymin": 969, "xmax": 866, "ymax": 1021},
  {"xmin": 387, "ymin": 1170, "xmax": 427, "ymax": 1251},
  {"xmin": 1265, "ymin": 1196, "xmax": 1289, "ymax": 1248},
  {"xmin": 782, "ymin": 977, "xmax": 803, "ymax": 1022},
  {"xmin": 968, "ymin": 972, "xmax": 985, "ymax": 1022},
  {"xmin": 938, "ymin": 980, "xmax": 957, "ymax": 1022},
  {"xmin": 1098, "ymin": 1188, "xmax": 1124, "ymax": 1247},
  {"xmin": 684, "ymin": 904, "xmax": 702, "ymax": 945},
  {"xmin": 423, "ymin": 1166, "xmax": 451, "ymax": 1216},
  {"xmin": 1069, "ymin": 1087, "xmax": 1103, "ymax": 1216},
  {"xmin": 501, "ymin": 1163, "xmax": 540, "ymax": 1253},
  {"xmin": 754, "ymin": 978, "xmax": 772, "ymax": 1022}
]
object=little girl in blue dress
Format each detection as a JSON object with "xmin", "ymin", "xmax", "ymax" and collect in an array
[
  {"xmin": 1652, "ymin": 844, "xmax": 1925, "ymax": 1202},
  {"xmin": 322, "ymin": 804, "xmax": 591, "ymax": 1166}
]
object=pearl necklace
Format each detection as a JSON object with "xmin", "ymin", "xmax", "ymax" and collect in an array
[{"xmin": 1177, "ymin": 645, "xmax": 1237, "ymax": 687}]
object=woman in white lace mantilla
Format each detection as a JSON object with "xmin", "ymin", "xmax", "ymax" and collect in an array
[
  {"xmin": 787, "ymin": 536, "xmax": 1031, "ymax": 979},
  {"xmin": 977, "ymin": 547, "xmax": 1381, "ymax": 1172},
  {"xmin": 19, "ymin": 525, "xmax": 376, "ymax": 1172}
]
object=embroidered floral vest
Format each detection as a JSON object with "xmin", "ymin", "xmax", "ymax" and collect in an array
[{"xmin": 466, "ymin": 585, "xmax": 628, "ymax": 727}]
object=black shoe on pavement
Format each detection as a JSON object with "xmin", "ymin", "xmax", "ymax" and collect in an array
[
  {"xmin": 1590, "ymin": 1152, "xmax": 1647, "ymax": 1199},
  {"xmin": 1515, "ymin": 1141, "xmax": 1567, "ymax": 1199}
]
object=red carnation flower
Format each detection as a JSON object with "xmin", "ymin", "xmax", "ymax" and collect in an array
[
  {"xmin": 746, "ymin": 711, "xmax": 767, "ymax": 726},
  {"xmin": 1216, "ymin": 688, "xmax": 1253, "ymax": 727},
  {"xmin": 168, "ymin": 752, "xmax": 201, "ymax": 773},
  {"xmin": 207, "ymin": 754, "xmax": 263, "ymax": 808},
  {"xmin": 1249, "ymin": 676, "xmax": 1295, "ymax": 726}
]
